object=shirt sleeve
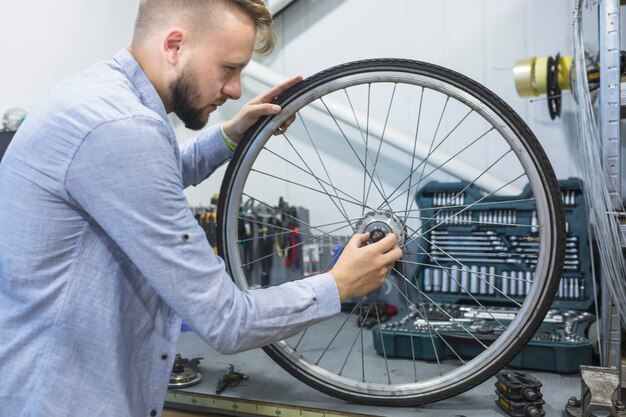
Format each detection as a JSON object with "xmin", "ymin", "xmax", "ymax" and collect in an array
[
  {"xmin": 64, "ymin": 117, "xmax": 340, "ymax": 354},
  {"xmin": 179, "ymin": 124, "xmax": 233, "ymax": 188}
]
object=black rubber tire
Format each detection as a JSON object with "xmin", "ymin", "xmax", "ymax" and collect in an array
[{"xmin": 217, "ymin": 59, "xmax": 565, "ymax": 406}]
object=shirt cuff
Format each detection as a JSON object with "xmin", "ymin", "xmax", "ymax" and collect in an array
[
  {"xmin": 305, "ymin": 272, "xmax": 341, "ymax": 317},
  {"xmin": 220, "ymin": 123, "xmax": 238, "ymax": 152}
]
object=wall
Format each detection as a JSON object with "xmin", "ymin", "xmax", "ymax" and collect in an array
[
  {"xmin": 206, "ymin": 0, "xmax": 601, "ymax": 207},
  {"xmin": 264, "ymin": 0, "xmax": 580, "ymax": 175},
  {"xmin": 0, "ymin": 1, "xmax": 139, "ymax": 113},
  {"xmin": 0, "ymin": 0, "xmax": 612, "ymax": 207}
]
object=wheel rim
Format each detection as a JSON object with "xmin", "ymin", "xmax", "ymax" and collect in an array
[{"xmin": 219, "ymin": 61, "xmax": 564, "ymax": 405}]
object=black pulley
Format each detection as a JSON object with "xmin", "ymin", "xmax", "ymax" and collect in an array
[{"xmin": 546, "ymin": 54, "xmax": 562, "ymax": 120}]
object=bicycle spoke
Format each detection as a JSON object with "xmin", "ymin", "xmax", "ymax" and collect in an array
[
  {"xmin": 403, "ymin": 87, "xmax": 425, "ymax": 221},
  {"xmin": 241, "ymin": 193, "xmax": 356, "ymax": 240},
  {"xmin": 389, "ymin": 270, "xmax": 474, "ymax": 361},
  {"xmin": 319, "ymin": 96, "xmax": 392, "ymax": 211},
  {"xmin": 262, "ymin": 146, "xmax": 364, "ymax": 209},
  {"xmin": 415, "ymin": 237, "xmax": 523, "ymax": 314},
  {"xmin": 363, "ymin": 85, "xmax": 397, "ymax": 209},
  {"xmin": 249, "ymin": 168, "xmax": 378, "ymax": 211},
  {"xmin": 278, "ymin": 130, "xmax": 352, "ymax": 224},
  {"xmin": 405, "ymin": 171, "xmax": 525, "ymax": 243},
  {"xmin": 382, "ymin": 126, "xmax": 495, "ymax": 210}
]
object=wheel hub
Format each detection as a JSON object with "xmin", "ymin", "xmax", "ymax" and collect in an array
[{"xmin": 355, "ymin": 210, "xmax": 406, "ymax": 246}]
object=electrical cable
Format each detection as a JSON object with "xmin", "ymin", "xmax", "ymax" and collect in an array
[{"xmin": 572, "ymin": 0, "xmax": 626, "ymax": 350}]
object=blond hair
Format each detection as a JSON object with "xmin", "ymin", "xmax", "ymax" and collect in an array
[{"xmin": 132, "ymin": 0, "xmax": 276, "ymax": 55}]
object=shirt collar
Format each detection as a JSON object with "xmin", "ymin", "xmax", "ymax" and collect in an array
[{"xmin": 113, "ymin": 49, "xmax": 169, "ymax": 123}]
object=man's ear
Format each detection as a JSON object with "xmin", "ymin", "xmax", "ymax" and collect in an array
[{"xmin": 162, "ymin": 28, "xmax": 187, "ymax": 66}]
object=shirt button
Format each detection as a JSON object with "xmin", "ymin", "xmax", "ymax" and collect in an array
[
  {"xmin": 182, "ymin": 233, "xmax": 190, "ymax": 241},
  {"xmin": 161, "ymin": 354, "xmax": 168, "ymax": 360},
  {"xmin": 150, "ymin": 410, "xmax": 157, "ymax": 416}
]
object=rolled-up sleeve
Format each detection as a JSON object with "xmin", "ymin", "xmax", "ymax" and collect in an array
[{"xmin": 64, "ymin": 116, "xmax": 340, "ymax": 354}]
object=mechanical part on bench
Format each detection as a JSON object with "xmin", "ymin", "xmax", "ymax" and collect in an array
[
  {"xmin": 495, "ymin": 369, "xmax": 545, "ymax": 417},
  {"xmin": 216, "ymin": 364, "xmax": 249, "ymax": 394},
  {"xmin": 565, "ymin": 366, "xmax": 625, "ymax": 417},
  {"xmin": 169, "ymin": 354, "xmax": 204, "ymax": 389}
]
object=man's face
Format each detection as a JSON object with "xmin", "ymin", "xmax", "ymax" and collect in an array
[{"xmin": 169, "ymin": 7, "xmax": 256, "ymax": 131}]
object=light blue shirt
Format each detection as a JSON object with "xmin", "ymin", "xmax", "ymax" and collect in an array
[{"xmin": 0, "ymin": 49, "xmax": 340, "ymax": 417}]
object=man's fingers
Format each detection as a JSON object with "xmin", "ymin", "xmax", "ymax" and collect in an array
[
  {"xmin": 348, "ymin": 232, "xmax": 370, "ymax": 248},
  {"xmin": 257, "ymin": 76, "xmax": 303, "ymax": 103},
  {"xmin": 369, "ymin": 233, "xmax": 398, "ymax": 252},
  {"xmin": 383, "ymin": 245, "xmax": 403, "ymax": 264},
  {"xmin": 244, "ymin": 103, "xmax": 282, "ymax": 119}
]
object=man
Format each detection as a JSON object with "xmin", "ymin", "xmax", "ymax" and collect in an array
[{"xmin": 0, "ymin": 1, "xmax": 402, "ymax": 416}]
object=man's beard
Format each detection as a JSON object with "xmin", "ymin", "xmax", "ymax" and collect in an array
[{"xmin": 169, "ymin": 69, "xmax": 207, "ymax": 131}]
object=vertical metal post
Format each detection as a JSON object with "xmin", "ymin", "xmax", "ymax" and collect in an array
[
  {"xmin": 599, "ymin": 0, "xmax": 621, "ymax": 210},
  {"xmin": 598, "ymin": 0, "xmax": 622, "ymax": 377}
]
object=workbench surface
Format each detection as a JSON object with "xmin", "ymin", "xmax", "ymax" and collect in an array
[{"xmin": 168, "ymin": 331, "xmax": 581, "ymax": 417}]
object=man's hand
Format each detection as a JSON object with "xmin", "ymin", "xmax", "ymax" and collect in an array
[
  {"xmin": 329, "ymin": 233, "xmax": 403, "ymax": 302},
  {"xmin": 222, "ymin": 75, "xmax": 303, "ymax": 143}
]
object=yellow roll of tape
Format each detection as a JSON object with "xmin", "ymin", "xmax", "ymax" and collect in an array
[
  {"xmin": 513, "ymin": 57, "xmax": 539, "ymax": 97},
  {"xmin": 558, "ymin": 55, "xmax": 572, "ymax": 91},
  {"xmin": 513, "ymin": 55, "xmax": 572, "ymax": 98},
  {"xmin": 534, "ymin": 56, "xmax": 549, "ymax": 94}
]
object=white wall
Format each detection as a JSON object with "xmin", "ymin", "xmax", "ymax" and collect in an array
[
  {"xmin": 214, "ymin": 0, "xmax": 600, "ymax": 207},
  {"xmin": 263, "ymin": 0, "xmax": 580, "ymax": 177},
  {"xmin": 0, "ymin": 0, "xmax": 610, "ymax": 206},
  {"xmin": 0, "ymin": 1, "xmax": 139, "ymax": 113}
]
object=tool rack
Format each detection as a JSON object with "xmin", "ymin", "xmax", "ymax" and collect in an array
[
  {"xmin": 371, "ymin": 178, "xmax": 596, "ymax": 374},
  {"xmin": 413, "ymin": 179, "xmax": 591, "ymax": 309}
]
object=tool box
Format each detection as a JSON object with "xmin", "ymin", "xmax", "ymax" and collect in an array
[{"xmin": 372, "ymin": 178, "xmax": 596, "ymax": 373}]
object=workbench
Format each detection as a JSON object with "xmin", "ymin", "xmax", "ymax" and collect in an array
[{"xmin": 166, "ymin": 331, "xmax": 582, "ymax": 417}]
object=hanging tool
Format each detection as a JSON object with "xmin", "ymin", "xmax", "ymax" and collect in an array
[
  {"xmin": 302, "ymin": 242, "xmax": 321, "ymax": 276},
  {"xmin": 239, "ymin": 199, "xmax": 256, "ymax": 272},
  {"xmin": 285, "ymin": 205, "xmax": 301, "ymax": 270},
  {"xmin": 256, "ymin": 205, "xmax": 278, "ymax": 287},
  {"xmin": 276, "ymin": 197, "xmax": 291, "ymax": 256}
]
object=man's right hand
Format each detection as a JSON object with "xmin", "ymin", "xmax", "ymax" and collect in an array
[{"xmin": 329, "ymin": 233, "xmax": 403, "ymax": 302}]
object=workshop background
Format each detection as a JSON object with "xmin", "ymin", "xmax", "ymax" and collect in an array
[
  {"xmin": 3, "ymin": 1, "xmax": 626, "ymax": 416},
  {"xmin": 0, "ymin": 0, "xmax": 610, "ymax": 206}
]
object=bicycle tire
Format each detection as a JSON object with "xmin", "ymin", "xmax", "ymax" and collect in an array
[{"xmin": 217, "ymin": 59, "xmax": 565, "ymax": 406}]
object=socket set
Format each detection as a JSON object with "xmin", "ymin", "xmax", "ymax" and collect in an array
[
  {"xmin": 372, "ymin": 303, "xmax": 594, "ymax": 373},
  {"xmin": 412, "ymin": 178, "xmax": 591, "ymax": 310},
  {"xmin": 373, "ymin": 178, "xmax": 595, "ymax": 373}
]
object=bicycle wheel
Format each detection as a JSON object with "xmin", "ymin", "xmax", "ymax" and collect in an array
[{"xmin": 217, "ymin": 59, "xmax": 565, "ymax": 406}]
